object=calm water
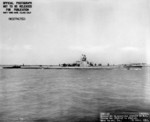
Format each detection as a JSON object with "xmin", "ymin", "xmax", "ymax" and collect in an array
[{"xmin": 0, "ymin": 68, "xmax": 150, "ymax": 122}]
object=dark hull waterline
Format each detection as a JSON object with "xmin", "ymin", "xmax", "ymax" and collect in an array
[{"xmin": 2, "ymin": 66, "xmax": 115, "ymax": 69}]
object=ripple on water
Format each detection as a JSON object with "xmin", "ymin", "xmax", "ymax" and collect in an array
[{"xmin": 0, "ymin": 68, "xmax": 149, "ymax": 121}]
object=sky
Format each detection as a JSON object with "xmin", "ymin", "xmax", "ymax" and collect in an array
[{"xmin": 0, "ymin": 0, "xmax": 150, "ymax": 65}]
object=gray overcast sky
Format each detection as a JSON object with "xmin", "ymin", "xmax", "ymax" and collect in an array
[{"xmin": 0, "ymin": 0, "xmax": 150, "ymax": 65}]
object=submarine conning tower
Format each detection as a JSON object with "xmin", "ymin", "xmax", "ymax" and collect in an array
[{"xmin": 80, "ymin": 54, "xmax": 89, "ymax": 67}]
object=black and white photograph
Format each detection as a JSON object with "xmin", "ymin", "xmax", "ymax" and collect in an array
[{"xmin": 0, "ymin": 0, "xmax": 150, "ymax": 121}]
